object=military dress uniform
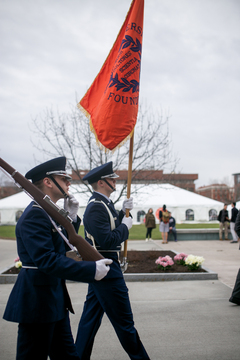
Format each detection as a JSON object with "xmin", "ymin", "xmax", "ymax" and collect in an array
[
  {"xmin": 75, "ymin": 163, "xmax": 150, "ymax": 360},
  {"xmin": 3, "ymin": 157, "xmax": 96, "ymax": 360}
]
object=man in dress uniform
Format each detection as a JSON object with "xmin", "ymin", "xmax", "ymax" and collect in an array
[
  {"xmin": 75, "ymin": 162, "xmax": 150, "ymax": 360},
  {"xmin": 3, "ymin": 157, "xmax": 112, "ymax": 360}
]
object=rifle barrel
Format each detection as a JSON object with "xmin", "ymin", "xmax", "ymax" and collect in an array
[{"xmin": 0, "ymin": 158, "xmax": 103, "ymax": 262}]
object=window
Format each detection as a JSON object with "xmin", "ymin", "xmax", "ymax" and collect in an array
[
  {"xmin": 186, "ymin": 209, "xmax": 194, "ymax": 221},
  {"xmin": 15, "ymin": 210, "xmax": 23, "ymax": 222},
  {"xmin": 137, "ymin": 210, "xmax": 146, "ymax": 223},
  {"xmin": 209, "ymin": 209, "xmax": 218, "ymax": 221}
]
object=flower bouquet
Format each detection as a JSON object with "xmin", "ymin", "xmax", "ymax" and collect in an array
[
  {"xmin": 185, "ymin": 255, "xmax": 205, "ymax": 271},
  {"xmin": 155, "ymin": 255, "xmax": 174, "ymax": 271}
]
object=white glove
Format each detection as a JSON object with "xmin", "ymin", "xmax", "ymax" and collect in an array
[
  {"xmin": 94, "ymin": 259, "xmax": 113, "ymax": 281},
  {"xmin": 122, "ymin": 197, "xmax": 133, "ymax": 213},
  {"xmin": 122, "ymin": 215, "xmax": 133, "ymax": 230},
  {"xmin": 64, "ymin": 194, "xmax": 79, "ymax": 222}
]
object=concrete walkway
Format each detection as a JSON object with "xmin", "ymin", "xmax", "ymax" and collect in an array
[{"xmin": 0, "ymin": 238, "xmax": 240, "ymax": 359}]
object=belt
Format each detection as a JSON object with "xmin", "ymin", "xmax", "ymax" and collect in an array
[
  {"xmin": 97, "ymin": 249, "xmax": 120, "ymax": 253},
  {"xmin": 22, "ymin": 266, "xmax": 38, "ymax": 269}
]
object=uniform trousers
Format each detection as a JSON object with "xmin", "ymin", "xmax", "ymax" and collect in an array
[
  {"xmin": 229, "ymin": 268, "xmax": 240, "ymax": 305},
  {"xmin": 75, "ymin": 278, "xmax": 150, "ymax": 360},
  {"xmin": 17, "ymin": 312, "xmax": 80, "ymax": 360}
]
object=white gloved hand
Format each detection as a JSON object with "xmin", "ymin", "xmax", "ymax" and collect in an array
[
  {"xmin": 122, "ymin": 197, "xmax": 133, "ymax": 213},
  {"xmin": 94, "ymin": 259, "xmax": 113, "ymax": 281},
  {"xmin": 122, "ymin": 215, "xmax": 133, "ymax": 230},
  {"xmin": 64, "ymin": 194, "xmax": 79, "ymax": 222}
]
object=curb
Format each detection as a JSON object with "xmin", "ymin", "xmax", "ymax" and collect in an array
[
  {"xmin": 0, "ymin": 265, "xmax": 218, "ymax": 284},
  {"xmin": 123, "ymin": 266, "xmax": 218, "ymax": 281}
]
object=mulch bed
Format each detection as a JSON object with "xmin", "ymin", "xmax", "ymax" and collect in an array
[
  {"xmin": 3, "ymin": 250, "xmax": 205, "ymax": 274},
  {"xmin": 121, "ymin": 250, "xmax": 206, "ymax": 273}
]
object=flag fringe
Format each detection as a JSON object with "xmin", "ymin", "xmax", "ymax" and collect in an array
[{"xmin": 78, "ymin": 103, "xmax": 134, "ymax": 153}]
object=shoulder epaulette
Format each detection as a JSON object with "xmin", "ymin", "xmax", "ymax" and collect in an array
[
  {"xmin": 93, "ymin": 198, "xmax": 102, "ymax": 203},
  {"xmin": 32, "ymin": 204, "xmax": 42, "ymax": 209}
]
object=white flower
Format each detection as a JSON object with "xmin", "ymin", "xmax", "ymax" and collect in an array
[
  {"xmin": 185, "ymin": 255, "xmax": 204, "ymax": 266},
  {"xmin": 15, "ymin": 261, "xmax": 22, "ymax": 269}
]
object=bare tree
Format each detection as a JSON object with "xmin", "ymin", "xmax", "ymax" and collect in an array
[{"xmin": 30, "ymin": 102, "xmax": 178, "ymax": 203}]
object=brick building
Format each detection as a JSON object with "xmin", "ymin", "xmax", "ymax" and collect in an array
[
  {"xmin": 0, "ymin": 185, "xmax": 22, "ymax": 200},
  {"xmin": 196, "ymin": 184, "xmax": 234, "ymax": 203},
  {"xmin": 71, "ymin": 169, "xmax": 198, "ymax": 192}
]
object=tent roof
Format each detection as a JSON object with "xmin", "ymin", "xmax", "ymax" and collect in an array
[
  {"xmin": 0, "ymin": 191, "xmax": 31, "ymax": 209},
  {"xmin": 113, "ymin": 183, "xmax": 224, "ymax": 208},
  {"xmin": 0, "ymin": 183, "xmax": 225, "ymax": 211}
]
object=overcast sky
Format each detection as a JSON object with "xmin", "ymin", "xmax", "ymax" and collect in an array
[{"xmin": 0, "ymin": 0, "xmax": 239, "ymax": 188}]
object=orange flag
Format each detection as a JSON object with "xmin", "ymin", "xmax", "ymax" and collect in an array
[{"xmin": 79, "ymin": 0, "xmax": 144, "ymax": 151}]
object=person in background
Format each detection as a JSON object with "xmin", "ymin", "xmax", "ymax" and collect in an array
[
  {"xmin": 217, "ymin": 204, "xmax": 230, "ymax": 240},
  {"xmin": 2, "ymin": 157, "xmax": 111, "ymax": 360},
  {"xmin": 145, "ymin": 208, "xmax": 156, "ymax": 241},
  {"xmin": 229, "ymin": 210, "xmax": 240, "ymax": 305},
  {"xmin": 168, "ymin": 212, "xmax": 177, "ymax": 242},
  {"xmin": 230, "ymin": 202, "xmax": 239, "ymax": 243},
  {"xmin": 159, "ymin": 204, "xmax": 170, "ymax": 244}
]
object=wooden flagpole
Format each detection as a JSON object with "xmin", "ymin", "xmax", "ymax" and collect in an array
[{"xmin": 123, "ymin": 130, "xmax": 134, "ymax": 259}]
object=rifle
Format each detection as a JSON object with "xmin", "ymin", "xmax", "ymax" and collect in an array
[{"xmin": 0, "ymin": 157, "xmax": 103, "ymax": 262}]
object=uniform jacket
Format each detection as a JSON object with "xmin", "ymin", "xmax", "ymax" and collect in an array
[
  {"xmin": 3, "ymin": 201, "xmax": 96, "ymax": 324},
  {"xmin": 83, "ymin": 192, "xmax": 129, "ymax": 279}
]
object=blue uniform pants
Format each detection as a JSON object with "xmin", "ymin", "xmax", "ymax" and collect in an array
[
  {"xmin": 75, "ymin": 278, "xmax": 150, "ymax": 360},
  {"xmin": 17, "ymin": 312, "xmax": 80, "ymax": 360}
]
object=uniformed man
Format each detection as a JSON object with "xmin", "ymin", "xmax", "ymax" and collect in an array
[
  {"xmin": 3, "ymin": 156, "xmax": 112, "ymax": 360},
  {"xmin": 75, "ymin": 161, "xmax": 150, "ymax": 360}
]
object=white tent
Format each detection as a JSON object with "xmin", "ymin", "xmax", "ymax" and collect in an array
[
  {"xmin": 0, "ymin": 192, "xmax": 31, "ymax": 225},
  {"xmin": 0, "ymin": 183, "xmax": 224, "ymax": 225},
  {"xmin": 112, "ymin": 183, "xmax": 224, "ymax": 224},
  {"xmin": 0, "ymin": 187, "xmax": 89, "ymax": 225}
]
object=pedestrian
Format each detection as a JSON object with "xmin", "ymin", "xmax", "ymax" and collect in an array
[
  {"xmin": 75, "ymin": 161, "xmax": 150, "ymax": 360},
  {"xmin": 3, "ymin": 157, "xmax": 112, "ymax": 360},
  {"xmin": 230, "ymin": 202, "xmax": 239, "ymax": 243},
  {"xmin": 168, "ymin": 212, "xmax": 177, "ymax": 241},
  {"xmin": 145, "ymin": 208, "xmax": 156, "ymax": 241},
  {"xmin": 217, "ymin": 204, "xmax": 230, "ymax": 240},
  {"xmin": 229, "ymin": 210, "xmax": 240, "ymax": 305},
  {"xmin": 159, "ymin": 204, "xmax": 170, "ymax": 244}
]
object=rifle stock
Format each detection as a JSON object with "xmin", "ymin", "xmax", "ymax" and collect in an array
[{"xmin": 0, "ymin": 157, "xmax": 103, "ymax": 262}]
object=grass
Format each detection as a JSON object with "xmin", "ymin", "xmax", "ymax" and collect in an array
[
  {"xmin": 0, "ymin": 225, "xmax": 16, "ymax": 239},
  {"xmin": 0, "ymin": 223, "xmax": 219, "ymax": 240}
]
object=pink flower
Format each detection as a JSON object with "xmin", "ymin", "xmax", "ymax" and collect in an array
[
  {"xmin": 14, "ymin": 256, "xmax": 20, "ymax": 262},
  {"xmin": 155, "ymin": 255, "xmax": 174, "ymax": 268},
  {"xmin": 174, "ymin": 253, "xmax": 188, "ymax": 262}
]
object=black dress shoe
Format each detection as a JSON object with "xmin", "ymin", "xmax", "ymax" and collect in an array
[
  {"xmin": 229, "ymin": 297, "xmax": 240, "ymax": 305},
  {"xmin": 230, "ymin": 241, "xmax": 238, "ymax": 243}
]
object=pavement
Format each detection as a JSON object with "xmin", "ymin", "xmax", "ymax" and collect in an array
[{"xmin": 0, "ymin": 238, "xmax": 240, "ymax": 360}]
